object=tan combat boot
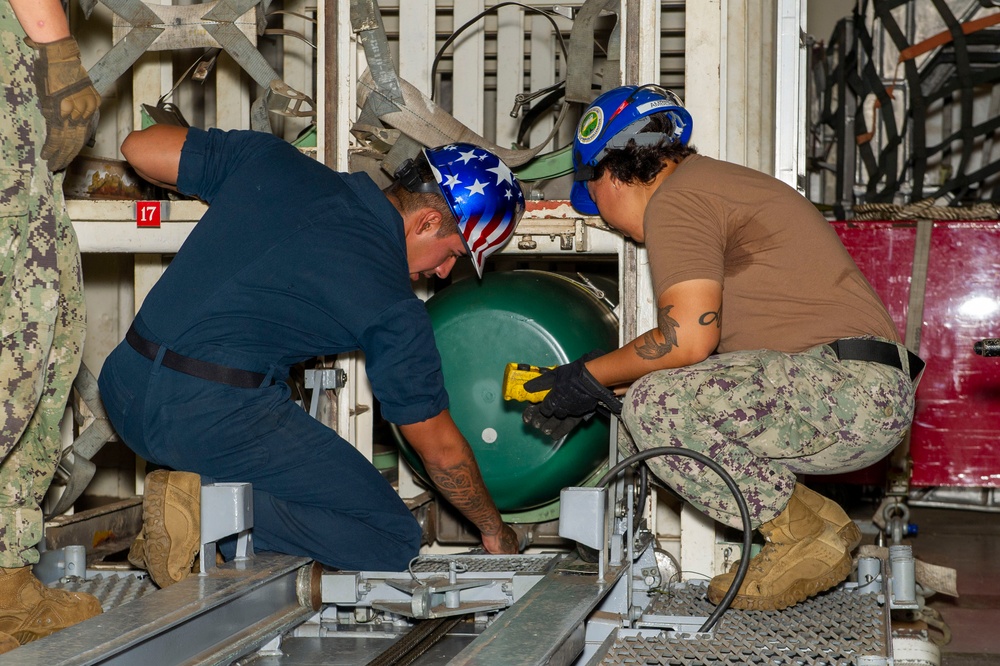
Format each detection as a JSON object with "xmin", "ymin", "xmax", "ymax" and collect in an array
[
  {"xmin": 127, "ymin": 525, "xmax": 147, "ymax": 570},
  {"xmin": 131, "ymin": 470, "xmax": 202, "ymax": 589},
  {"xmin": 0, "ymin": 567, "xmax": 103, "ymax": 644},
  {"xmin": 0, "ymin": 631, "xmax": 19, "ymax": 654},
  {"xmin": 794, "ymin": 484, "xmax": 862, "ymax": 550},
  {"xmin": 707, "ymin": 484, "xmax": 852, "ymax": 610}
]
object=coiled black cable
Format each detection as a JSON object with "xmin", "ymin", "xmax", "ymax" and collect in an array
[
  {"xmin": 430, "ymin": 2, "xmax": 568, "ymax": 103},
  {"xmin": 596, "ymin": 420, "xmax": 753, "ymax": 634}
]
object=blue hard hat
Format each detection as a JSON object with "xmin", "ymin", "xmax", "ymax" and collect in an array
[
  {"xmin": 570, "ymin": 85, "xmax": 693, "ymax": 215},
  {"xmin": 424, "ymin": 143, "xmax": 525, "ymax": 278}
]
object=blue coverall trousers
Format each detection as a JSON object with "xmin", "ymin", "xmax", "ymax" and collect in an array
[{"xmin": 98, "ymin": 343, "xmax": 422, "ymax": 571}]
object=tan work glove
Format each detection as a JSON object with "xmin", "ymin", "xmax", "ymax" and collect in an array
[{"xmin": 26, "ymin": 36, "xmax": 101, "ymax": 171}]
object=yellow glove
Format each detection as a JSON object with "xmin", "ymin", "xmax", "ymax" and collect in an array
[{"xmin": 26, "ymin": 36, "xmax": 101, "ymax": 171}]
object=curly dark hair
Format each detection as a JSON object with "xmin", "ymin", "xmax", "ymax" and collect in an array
[{"xmin": 591, "ymin": 113, "xmax": 698, "ymax": 185}]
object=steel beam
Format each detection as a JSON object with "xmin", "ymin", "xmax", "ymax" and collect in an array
[
  {"xmin": 449, "ymin": 557, "xmax": 628, "ymax": 666},
  {"xmin": 15, "ymin": 554, "xmax": 314, "ymax": 666}
]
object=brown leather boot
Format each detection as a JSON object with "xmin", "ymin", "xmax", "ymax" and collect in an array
[
  {"xmin": 127, "ymin": 526, "xmax": 147, "ymax": 571},
  {"xmin": 0, "ymin": 567, "xmax": 102, "ymax": 644},
  {"xmin": 707, "ymin": 484, "xmax": 852, "ymax": 610},
  {"xmin": 141, "ymin": 470, "xmax": 201, "ymax": 589},
  {"xmin": 0, "ymin": 631, "xmax": 18, "ymax": 654},
  {"xmin": 794, "ymin": 484, "xmax": 862, "ymax": 550}
]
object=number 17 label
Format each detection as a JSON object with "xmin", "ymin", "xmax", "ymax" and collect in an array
[{"xmin": 137, "ymin": 201, "xmax": 161, "ymax": 228}]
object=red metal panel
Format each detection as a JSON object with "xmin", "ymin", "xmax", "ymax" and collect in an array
[{"xmin": 833, "ymin": 220, "xmax": 1000, "ymax": 488}]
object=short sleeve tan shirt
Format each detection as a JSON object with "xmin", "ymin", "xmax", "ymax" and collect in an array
[{"xmin": 644, "ymin": 154, "xmax": 899, "ymax": 354}]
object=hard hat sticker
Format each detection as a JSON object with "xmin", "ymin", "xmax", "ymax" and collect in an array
[
  {"xmin": 635, "ymin": 99, "xmax": 672, "ymax": 114},
  {"xmin": 577, "ymin": 107, "xmax": 604, "ymax": 144}
]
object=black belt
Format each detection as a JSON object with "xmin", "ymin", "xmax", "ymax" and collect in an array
[
  {"xmin": 126, "ymin": 325, "xmax": 270, "ymax": 389},
  {"xmin": 827, "ymin": 338, "xmax": 925, "ymax": 382}
]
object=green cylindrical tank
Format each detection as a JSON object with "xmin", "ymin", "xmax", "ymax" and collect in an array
[{"xmin": 393, "ymin": 270, "xmax": 618, "ymax": 520}]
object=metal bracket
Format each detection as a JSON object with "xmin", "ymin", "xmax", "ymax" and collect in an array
[
  {"xmin": 319, "ymin": 554, "xmax": 557, "ymax": 620},
  {"xmin": 560, "ymin": 486, "xmax": 608, "ymax": 579},
  {"xmin": 34, "ymin": 545, "xmax": 89, "ymax": 584},
  {"xmin": 83, "ymin": 0, "xmax": 315, "ymax": 123},
  {"xmin": 199, "ymin": 482, "xmax": 254, "ymax": 573},
  {"xmin": 304, "ymin": 368, "xmax": 347, "ymax": 420},
  {"xmin": 304, "ymin": 368, "xmax": 347, "ymax": 391},
  {"xmin": 377, "ymin": 561, "xmax": 503, "ymax": 619}
]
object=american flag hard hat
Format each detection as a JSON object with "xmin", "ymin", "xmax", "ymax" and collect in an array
[{"xmin": 424, "ymin": 143, "xmax": 526, "ymax": 278}]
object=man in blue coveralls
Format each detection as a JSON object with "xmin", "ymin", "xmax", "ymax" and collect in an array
[{"xmin": 98, "ymin": 124, "xmax": 524, "ymax": 587}]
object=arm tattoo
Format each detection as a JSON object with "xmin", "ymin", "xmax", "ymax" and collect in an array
[
  {"xmin": 699, "ymin": 307, "xmax": 722, "ymax": 328},
  {"xmin": 426, "ymin": 458, "xmax": 503, "ymax": 535},
  {"xmin": 634, "ymin": 304, "xmax": 680, "ymax": 359}
]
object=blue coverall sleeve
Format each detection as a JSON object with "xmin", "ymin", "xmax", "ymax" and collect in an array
[
  {"xmin": 177, "ymin": 128, "xmax": 288, "ymax": 204},
  {"xmin": 360, "ymin": 299, "xmax": 450, "ymax": 426}
]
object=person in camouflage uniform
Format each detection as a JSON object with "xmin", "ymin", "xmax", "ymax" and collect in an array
[
  {"xmin": 522, "ymin": 85, "xmax": 922, "ymax": 611},
  {"xmin": 0, "ymin": 0, "xmax": 102, "ymax": 651}
]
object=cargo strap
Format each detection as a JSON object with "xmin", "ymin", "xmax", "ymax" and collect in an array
[
  {"xmin": 351, "ymin": 0, "xmax": 403, "ymax": 116},
  {"xmin": 79, "ymin": 0, "xmax": 314, "ymax": 132},
  {"xmin": 46, "ymin": 364, "xmax": 118, "ymax": 517},
  {"xmin": 350, "ymin": 1, "xmax": 599, "ymax": 171},
  {"xmin": 904, "ymin": 219, "xmax": 932, "ymax": 359},
  {"xmin": 565, "ymin": 0, "xmax": 621, "ymax": 104},
  {"xmin": 827, "ymin": 337, "xmax": 925, "ymax": 382},
  {"xmin": 126, "ymin": 325, "xmax": 273, "ymax": 389},
  {"xmin": 356, "ymin": 71, "xmax": 552, "ymax": 169},
  {"xmin": 887, "ymin": 217, "xmax": 932, "ymax": 495}
]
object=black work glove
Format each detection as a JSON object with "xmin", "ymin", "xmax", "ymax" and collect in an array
[
  {"xmin": 522, "ymin": 351, "xmax": 623, "ymax": 441},
  {"xmin": 27, "ymin": 36, "xmax": 101, "ymax": 171}
]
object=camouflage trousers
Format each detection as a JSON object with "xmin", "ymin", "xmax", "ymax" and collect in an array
[
  {"xmin": 0, "ymin": 5, "xmax": 86, "ymax": 568},
  {"xmin": 622, "ymin": 341, "xmax": 915, "ymax": 530}
]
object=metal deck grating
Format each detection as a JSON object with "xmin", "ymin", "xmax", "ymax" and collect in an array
[
  {"xmin": 54, "ymin": 573, "xmax": 159, "ymax": 612},
  {"xmin": 408, "ymin": 554, "xmax": 559, "ymax": 574},
  {"xmin": 598, "ymin": 582, "xmax": 888, "ymax": 665}
]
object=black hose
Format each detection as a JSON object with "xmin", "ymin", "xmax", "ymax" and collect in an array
[
  {"xmin": 430, "ymin": 3, "xmax": 568, "ymax": 103},
  {"xmin": 633, "ymin": 465, "xmax": 648, "ymax": 532},
  {"xmin": 597, "ymin": 425, "xmax": 754, "ymax": 634}
]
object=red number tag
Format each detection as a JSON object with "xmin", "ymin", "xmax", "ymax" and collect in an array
[{"xmin": 137, "ymin": 201, "xmax": 161, "ymax": 228}]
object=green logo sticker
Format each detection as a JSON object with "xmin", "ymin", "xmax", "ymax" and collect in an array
[{"xmin": 577, "ymin": 107, "xmax": 604, "ymax": 144}]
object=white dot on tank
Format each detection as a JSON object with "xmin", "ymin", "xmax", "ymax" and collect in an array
[{"xmin": 481, "ymin": 428, "xmax": 498, "ymax": 443}]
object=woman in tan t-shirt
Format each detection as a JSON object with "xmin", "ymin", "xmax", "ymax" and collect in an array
[{"xmin": 521, "ymin": 84, "xmax": 920, "ymax": 612}]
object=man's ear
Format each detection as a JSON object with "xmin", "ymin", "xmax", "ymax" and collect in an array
[{"xmin": 415, "ymin": 208, "xmax": 444, "ymax": 236}]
